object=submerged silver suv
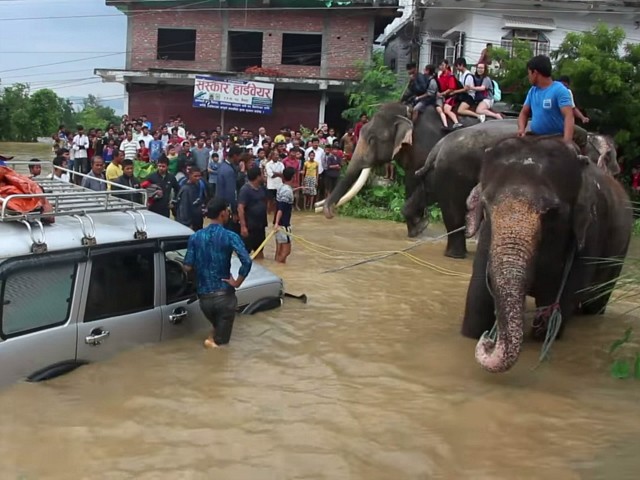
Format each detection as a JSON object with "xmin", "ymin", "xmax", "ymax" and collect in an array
[{"xmin": 0, "ymin": 165, "xmax": 283, "ymax": 388}]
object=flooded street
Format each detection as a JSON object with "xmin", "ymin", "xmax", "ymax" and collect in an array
[{"xmin": 1, "ymin": 143, "xmax": 640, "ymax": 479}]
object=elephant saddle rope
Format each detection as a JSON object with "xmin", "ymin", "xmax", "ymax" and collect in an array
[{"xmin": 0, "ymin": 166, "xmax": 55, "ymax": 223}]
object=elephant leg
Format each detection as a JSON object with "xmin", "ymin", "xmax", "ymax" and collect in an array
[
  {"xmin": 402, "ymin": 180, "xmax": 429, "ymax": 238},
  {"xmin": 441, "ymin": 195, "xmax": 468, "ymax": 259},
  {"xmin": 461, "ymin": 225, "xmax": 495, "ymax": 338},
  {"xmin": 580, "ymin": 261, "xmax": 624, "ymax": 315}
]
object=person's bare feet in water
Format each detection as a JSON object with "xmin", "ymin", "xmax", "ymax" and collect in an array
[{"xmin": 203, "ymin": 334, "xmax": 219, "ymax": 349}]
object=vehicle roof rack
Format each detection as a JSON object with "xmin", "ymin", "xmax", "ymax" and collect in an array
[{"xmin": 1, "ymin": 161, "xmax": 150, "ymax": 252}]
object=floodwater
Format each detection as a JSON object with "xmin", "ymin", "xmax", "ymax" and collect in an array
[{"xmin": 1, "ymin": 143, "xmax": 640, "ymax": 479}]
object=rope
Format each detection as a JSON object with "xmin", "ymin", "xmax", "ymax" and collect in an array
[
  {"xmin": 319, "ymin": 226, "xmax": 468, "ymax": 274},
  {"xmin": 536, "ymin": 244, "xmax": 577, "ymax": 366},
  {"xmin": 286, "ymin": 229, "xmax": 469, "ymax": 277},
  {"xmin": 250, "ymin": 228, "xmax": 276, "ymax": 260}
]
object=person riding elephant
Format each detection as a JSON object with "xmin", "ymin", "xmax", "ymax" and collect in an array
[
  {"xmin": 316, "ymin": 102, "xmax": 485, "ymax": 226},
  {"xmin": 460, "ymin": 136, "xmax": 632, "ymax": 374},
  {"xmin": 402, "ymin": 63, "xmax": 439, "ymax": 123},
  {"xmin": 405, "ymin": 65, "xmax": 619, "ymax": 260}
]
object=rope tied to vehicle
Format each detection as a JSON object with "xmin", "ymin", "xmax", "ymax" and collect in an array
[{"xmin": 482, "ymin": 243, "xmax": 577, "ymax": 367}]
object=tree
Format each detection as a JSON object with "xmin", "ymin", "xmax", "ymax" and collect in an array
[
  {"xmin": 0, "ymin": 83, "xmax": 33, "ymax": 141},
  {"xmin": 342, "ymin": 51, "xmax": 404, "ymax": 124},
  {"xmin": 75, "ymin": 94, "xmax": 119, "ymax": 130},
  {"xmin": 553, "ymin": 24, "xmax": 640, "ymax": 164},
  {"xmin": 489, "ymin": 39, "xmax": 534, "ymax": 104},
  {"xmin": 28, "ymin": 89, "xmax": 65, "ymax": 138}
]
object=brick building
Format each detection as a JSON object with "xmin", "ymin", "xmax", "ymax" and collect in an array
[{"xmin": 96, "ymin": 0, "xmax": 400, "ymax": 133}]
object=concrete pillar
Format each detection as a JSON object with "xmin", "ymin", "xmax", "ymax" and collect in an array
[
  {"xmin": 220, "ymin": 11, "xmax": 229, "ymax": 70},
  {"xmin": 321, "ymin": 12, "xmax": 330, "ymax": 77},
  {"xmin": 318, "ymin": 90, "xmax": 328, "ymax": 126}
]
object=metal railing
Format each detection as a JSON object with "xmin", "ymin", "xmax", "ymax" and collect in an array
[
  {"xmin": 0, "ymin": 161, "xmax": 149, "ymax": 223},
  {"xmin": 0, "ymin": 161, "xmax": 152, "ymax": 252}
]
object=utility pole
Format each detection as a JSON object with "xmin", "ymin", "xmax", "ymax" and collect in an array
[{"xmin": 410, "ymin": 0, "xmax": 421, "ymax": 64}]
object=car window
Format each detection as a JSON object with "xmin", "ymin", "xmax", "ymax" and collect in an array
[
  {"xmin": 85, "ymin": 249, "xmax": 155, "ymax": 322},
  {"xmin": 1, "ymin": 262, "xmax": 76, "ymax": 338},
  {"xmin": 164, "ymin": 245, "xmax": 196, "ymax": 304}
]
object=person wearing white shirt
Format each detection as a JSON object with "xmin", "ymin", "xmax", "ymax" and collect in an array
[
  {"xmin": 51, "ymin": 156, "xmax": 70, "ymax": 183},
  {"xmin": 72, "ymin": 125, "xmax": 90, "ymax": 176},
  {"xmin": 138, "ymin": 126, "xmax": 154, "ymax": 148},
  {"xmin": 265, "ymin": 155, "xmax": 284, "ymax": 214},
  {"xmin": 305, "ymin": 139, "xmax": 325, "ymax": 175},
  {"xmin": 120, "ymin": 131, "xmax": 139, "ymax": 160},
  {"xmin": 326, "ymin": 128, "xmax": 337, "ymax": 146}
]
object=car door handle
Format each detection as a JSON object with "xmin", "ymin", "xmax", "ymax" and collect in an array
[
  {"xmin": 169, "ymin": 307, "xmax": 188, "ymax": 324},
  {"xmin": 85, "ymin": 328, "xmax": 110, "ymax": 346}
]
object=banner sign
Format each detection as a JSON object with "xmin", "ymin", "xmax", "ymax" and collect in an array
[{"xmin": 192, "ymin": 75, "xmax": 274, "ymax": 115}]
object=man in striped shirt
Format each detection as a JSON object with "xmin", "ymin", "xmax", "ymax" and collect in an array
[{"xmin": 119, "ymin": 131, "xmax": 139, "ymax": 161}]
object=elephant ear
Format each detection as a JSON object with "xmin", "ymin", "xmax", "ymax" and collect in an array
[
  {"xmin": 392, "ymin": 116, "xmax": 413, "ymax": 159},
  {"xmin": 573, "ymin": 166, "xmax": 599, "ymax": 251}
]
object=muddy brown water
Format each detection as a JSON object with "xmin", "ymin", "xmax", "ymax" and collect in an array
[{"xmin": 1, "ymin": 143, "xmax": 640, "ymax": 479}]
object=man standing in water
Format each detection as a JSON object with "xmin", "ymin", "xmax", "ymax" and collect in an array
[{"xmin": 183, "ymin": 198, "xmax": 253, "ymax": 349}]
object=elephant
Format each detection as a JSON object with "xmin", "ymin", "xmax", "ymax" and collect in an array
[
  {"xmin": 316, "ymin": 102, "xmax": 483, "ymax": 230},
  {"xmin": 403, "ymin": 120, "xmax": 621, "ymax": 259},
  {"xmin": 460, "ymin": 136, "xmax": 632, "ymax": 373}
]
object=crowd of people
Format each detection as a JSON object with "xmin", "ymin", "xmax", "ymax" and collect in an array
[{"xmin": 44, "ymin": 115, "xmax": 370, "ymax": 264}]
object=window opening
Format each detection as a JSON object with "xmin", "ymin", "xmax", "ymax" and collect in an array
[
  {"xmin": 157, "ymin": 28, "xmax": 196, "ymax": 61},
  {"xmin": 281, "ymin": 33, "xmax": 322, "ymax": 66}
]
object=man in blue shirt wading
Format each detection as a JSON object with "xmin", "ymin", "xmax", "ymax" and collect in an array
[
  {"xmin": 183, "ymin": 198, "xmax": 253, "ymax": 349},
  {"xmin": 517, "ymin": 55, "xmax": 588, "ymax": 153}
]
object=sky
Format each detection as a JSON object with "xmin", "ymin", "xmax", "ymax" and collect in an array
[{"xmin": 0, "ymin": 0, "xmax": 127, "ymax": 111}]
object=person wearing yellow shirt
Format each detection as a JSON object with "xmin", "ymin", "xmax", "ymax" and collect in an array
[
  {"xmin": 302, "ymin": 150, "xmax": 319, "ymax": 210},
  {"xmin": 105, "ymin": 150, "xmax": 124, "ymax": 190}
]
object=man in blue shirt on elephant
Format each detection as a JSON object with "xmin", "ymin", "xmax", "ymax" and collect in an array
[{"xmin": 517, "ymin": 55, "xmax": 588, "ymax": 153}]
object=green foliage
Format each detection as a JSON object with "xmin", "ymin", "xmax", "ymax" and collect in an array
[
  {"xmin": 338, "ymin": 183, "xmax": 406, "ymax": 222},
  {"xmin": 552, "ymin": 24, "xmax": 640, "ymax": 163},
  {"xmin": 490, "ymin": 39, "xmax": 534, "ymax": 104},
  {"xmin": 338, "ymin": 181, "xmax": 442, "ymax": 224},
  {"xmin": 608, "ymin": 328, "xmax": 640, "ymax": 380},
  {"xmin": 0, "ymin": 84, "xmax": 118, "ymax": 142},
  {"xmin": 342, "ymin": 51, "xmax": 404, "ymax": 124}
]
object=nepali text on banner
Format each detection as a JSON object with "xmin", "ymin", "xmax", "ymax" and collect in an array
[{"xmin": 193, "ymin": 75, "xmax": 274, "ymax": 115}]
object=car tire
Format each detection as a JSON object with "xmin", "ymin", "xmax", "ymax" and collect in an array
[{"xmin": 242, "ymin": 296, "xmax": 283, "ymax": 315}]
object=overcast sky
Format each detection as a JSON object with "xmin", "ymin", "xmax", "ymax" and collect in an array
[{"xmin": 0, "ymin": 0, "xmax": 126, "ymax": 106}]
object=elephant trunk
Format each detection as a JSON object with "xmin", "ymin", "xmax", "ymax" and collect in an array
[
  {"xmin": 475, "ymin": 198, "xmax": 541, "ymax": 373},
  {"xmin": 319, "ymin": 137, "xmax": 371, "ymax": 218}
]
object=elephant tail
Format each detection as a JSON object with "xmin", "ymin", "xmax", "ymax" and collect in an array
[{"xmin": 415, "ymin": 142, "xmax": 442, "ymax": 178}]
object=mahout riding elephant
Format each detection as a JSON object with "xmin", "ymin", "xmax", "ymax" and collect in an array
[
  {"xmin": 403, "ymin": 121, "xmax": 620, "ymax": 259},
  {"xmin": 460, "ymin": 136, "xmax": 632, "ymax": 373},
  {"xmin": 317, "ymin": 102, "xmax": 482, "ymax": 226}
]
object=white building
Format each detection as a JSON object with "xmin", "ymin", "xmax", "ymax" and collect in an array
[{"xmin": 383, "ymin": 0, "xmax": 640, "ymax": 74}]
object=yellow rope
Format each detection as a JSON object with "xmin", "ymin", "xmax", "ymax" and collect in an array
[
  {"xmin": 250, "ymin": 229, "xmax": 276, "ymax": 260},
  {"xmin": 272, "ymin": 228, "xmax": 470, "ymax": 278}
]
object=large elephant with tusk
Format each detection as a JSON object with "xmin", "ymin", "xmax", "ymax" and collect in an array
[
  {"xmin": 403, "ymin": 121, "xmax": 621, "ymax": 259},
  {"xmin": 315, "ymin": 102, "xmax": 483, "ymax": 226},
  {"xmin": 461, "ymin": 136, "xmax": 631, "ymax": 374}
]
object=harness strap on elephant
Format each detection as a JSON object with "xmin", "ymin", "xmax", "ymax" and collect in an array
[{"xmin": 482, "ymin": 243, "xmax": 577, "ymax": 367}]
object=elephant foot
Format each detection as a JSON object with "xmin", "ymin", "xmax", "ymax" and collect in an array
[
  {"xmin": 444, "ymin": 248, "xmax": 467, "ymax": 259},
  {"xmin": 407, "ymin": 218, "xmax": 429, "ymax": 238}
]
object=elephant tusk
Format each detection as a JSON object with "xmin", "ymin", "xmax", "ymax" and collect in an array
[
  {"xmin": 314, "ymin": 199, "xmax": 326, "ymax": 208},
  {"xmin": 314, "ymin": 168, "xmax": 372, "ymax": 213}
]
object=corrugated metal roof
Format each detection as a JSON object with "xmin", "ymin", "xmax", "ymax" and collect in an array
[{"xmin": 503, "ymin": 15, "xmax": 556, "ymax": 31}]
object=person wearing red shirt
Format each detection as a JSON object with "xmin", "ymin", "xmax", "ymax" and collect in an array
[
  {"xmin": 353, "ymin": 113, "xmax": 368, "ymax": 144},
  {"xmin": 435, "ymin": 61, "xmax": 463, "ymax": 130},
  {"xmin": 283, "ymin": 149, "xmax": 302, "ymax": 210}
]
